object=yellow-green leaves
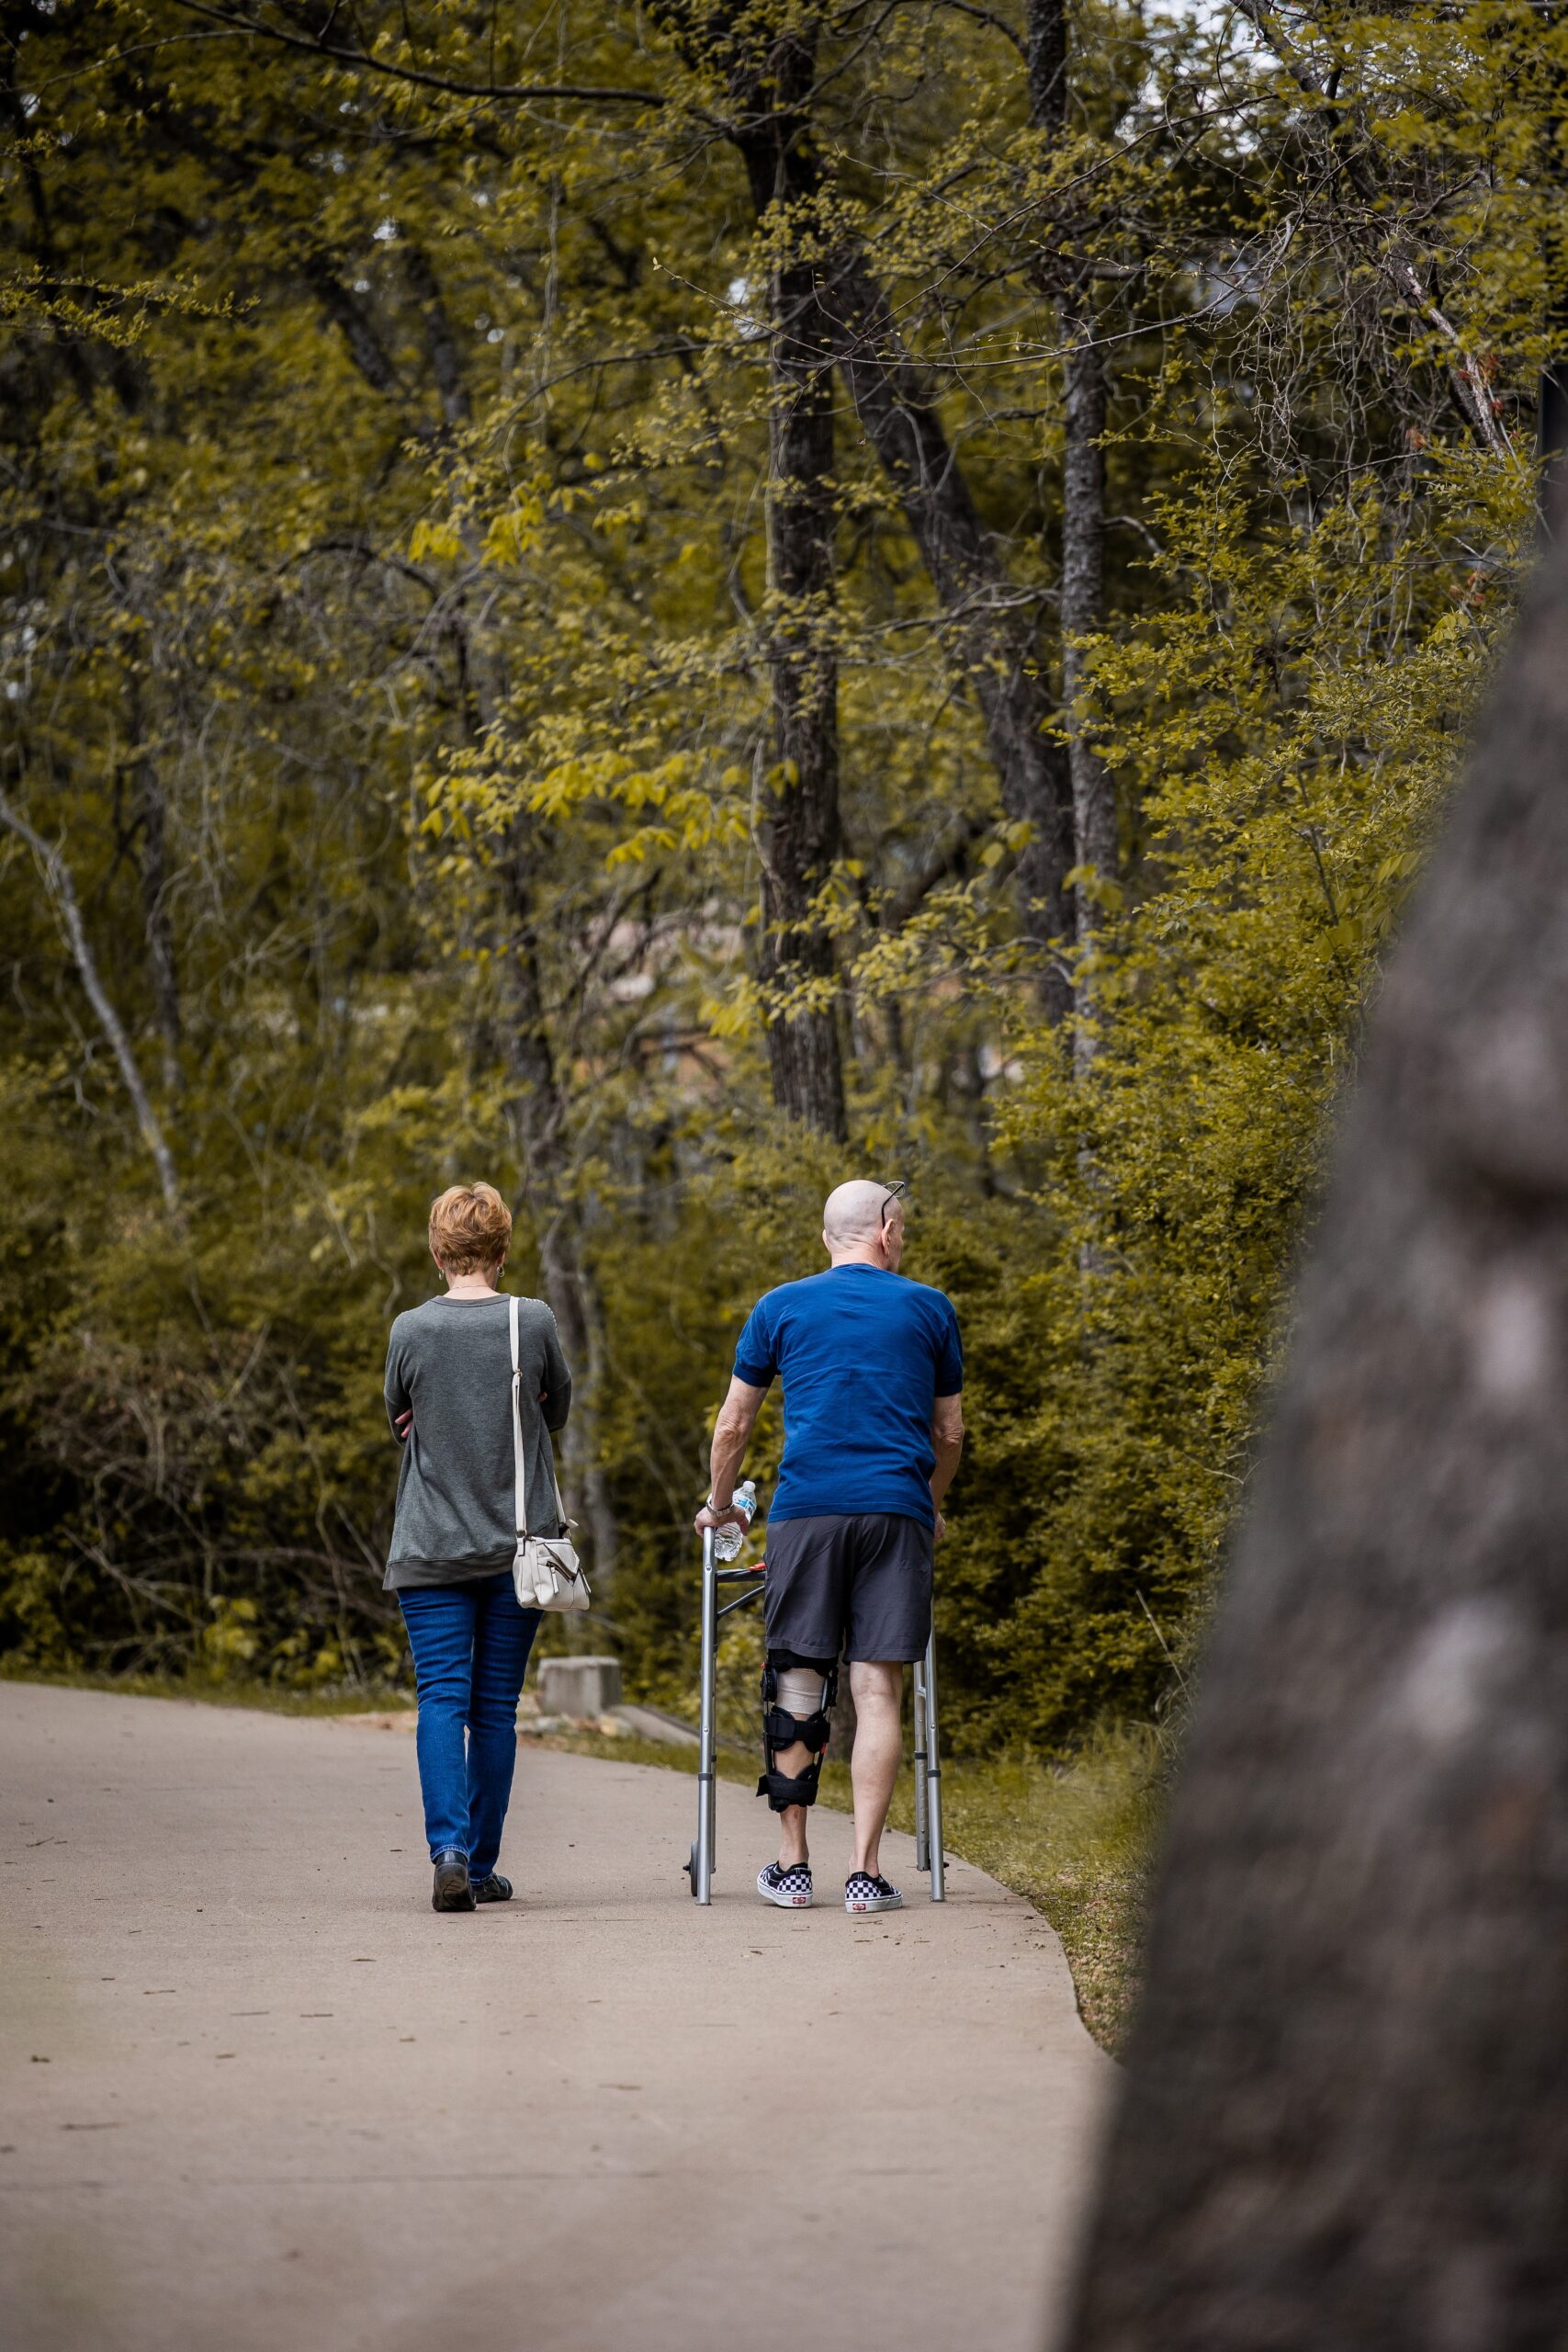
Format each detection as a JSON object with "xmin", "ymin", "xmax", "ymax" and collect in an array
[{"xmin": 408, "ymin": 516, "xmax": 464, "ymax": 563}]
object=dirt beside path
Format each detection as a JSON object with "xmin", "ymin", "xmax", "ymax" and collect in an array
[{"xmin": 0, "ymin": 1681, "xmax": 1111, "ymax": 2352}]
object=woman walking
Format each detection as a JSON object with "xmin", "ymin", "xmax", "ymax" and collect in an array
[{"xmin": 384, "ymin": 1182, "xmax": 573, "ymax": 1911}]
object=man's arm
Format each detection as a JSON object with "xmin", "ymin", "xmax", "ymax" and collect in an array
[
  {"xmin": 693, "ymin": 1375, "xmax": 768, "ymax": 1533},
  {"xmin": 930, "ymin": 1392, "xmax": 964, "ymax": 1540}
]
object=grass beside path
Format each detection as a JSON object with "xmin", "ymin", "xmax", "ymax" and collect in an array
[
  {"xmin": 0, "ymin": 1664, "xmax": 405, "ymax": 1716},
  {"xmin": 3, "ymin": 1666, "xmax": 1157, "ymax": 2052},
  {"xmin": 885, "ymin": 1736, "xmax": 1158, "ymax": 2052}
]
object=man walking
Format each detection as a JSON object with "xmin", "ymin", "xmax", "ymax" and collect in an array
[{"xmin": 694, "ymin": 1180, "xmax": 964, "ymax": 1914}]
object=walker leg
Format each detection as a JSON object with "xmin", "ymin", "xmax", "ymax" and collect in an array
[
  {"xmin": 912, "ymin": 1659, "xmax": 930, "ymax": 1873},
  {"xmin": 694, "ymin": 1529, "xmax": 717, "ymax": 1904},
  {"xmin": 923, "ymin": 1629, "xmax": 945, "ymax": 1902}
]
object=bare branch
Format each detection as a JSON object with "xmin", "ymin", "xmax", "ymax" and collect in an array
[
  {"xmin": 163, "ymin": 1, "xmax": 666, "ymax": 108},
  {"xmin": 0, "ymin": 792, "xmax": 183, "ymax": 1219}
]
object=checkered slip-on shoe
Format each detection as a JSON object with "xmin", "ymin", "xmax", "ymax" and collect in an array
[
  {"xmin": 845, "ymin": 1871, "xmax": 903, "ymax": 1915},
  {"xmin": 758, "ymin": 1860, "xmax": 814, "ymax": 1908}
]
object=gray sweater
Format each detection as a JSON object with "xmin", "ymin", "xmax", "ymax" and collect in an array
[{"xmin": 382, "ymin": 1293, "xmax": 573, "ymax": 1590}]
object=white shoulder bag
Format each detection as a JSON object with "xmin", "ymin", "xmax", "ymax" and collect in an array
[{"xmin": 509, "ymin": 1293, "xmax": 590, "ymax": 1613}]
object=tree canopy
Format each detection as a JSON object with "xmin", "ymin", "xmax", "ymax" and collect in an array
[{"xmin": 0, "ymin": 0, "xmax": 1550, "ymax": 1736}]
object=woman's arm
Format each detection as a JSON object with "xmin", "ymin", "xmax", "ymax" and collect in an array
[
  {"xmin": 540, "ymin": 1311, "xmax": 573, "ymax": 1432},
  {"xmin": 384, "ymin": 1329, "xmax": 412, "ymax": 1443}
]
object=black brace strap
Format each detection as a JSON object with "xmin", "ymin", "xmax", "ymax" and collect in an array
[
  {"xmin": 762, "ymin": 1704, "xmax": 832, "ymax": 1754},
  {"xmin": 758, "ymin": 1765, "xmax": 823, "ymax": 1812},
  {"xmin": 758, "ymin": 1651, "xmax": 839, "ymax": 1812},
  {"xmin": 770, "ymin": 1647, "xmax": 837, "ymax": 1672}
]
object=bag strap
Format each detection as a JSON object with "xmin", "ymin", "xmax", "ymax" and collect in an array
[
  {"xmin": 509, "ymin": 1292, "xmax": 528, "ymax": 1541},
  {"xmin": 512, "ymin": 1293, "xmax": 570, "ymax": 1541}
]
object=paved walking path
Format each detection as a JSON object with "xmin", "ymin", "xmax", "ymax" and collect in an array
[{"xmin": 1, "ymin": 1682, "xmax": 1111, "ymax": 2352}]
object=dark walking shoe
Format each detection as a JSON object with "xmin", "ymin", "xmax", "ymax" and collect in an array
[
  {"xmin": 471, "ymin": 1872, "xmax": 513, "ymax": 1904},
  {"xmin": 432, "ymin": 1849, "xmax": 475, "ymax": 1911}
]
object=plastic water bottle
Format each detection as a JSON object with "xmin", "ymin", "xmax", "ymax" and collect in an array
[{"xmin": 711, "ymin": 1479, "xmax": 758, "ymax": 1562}]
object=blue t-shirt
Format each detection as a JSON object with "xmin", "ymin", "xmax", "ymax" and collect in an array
[{"xmin": 734, "ymin": 1264, "xmax": 964, "ymax": 1527}]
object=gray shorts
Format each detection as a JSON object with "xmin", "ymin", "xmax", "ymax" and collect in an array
[{"xmin": 763, "ymin": 1513, "xmax": 934, "ymax": 1664}]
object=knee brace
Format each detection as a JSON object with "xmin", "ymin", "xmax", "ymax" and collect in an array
[{"xmin": 758, "ymin": 1649, "xmax": 838, "ymax": 1813}]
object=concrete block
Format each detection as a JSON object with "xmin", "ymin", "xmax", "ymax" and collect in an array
[{"xmin": 537, "ymin": 1656, "xmax": 623, "ymax": 1717}]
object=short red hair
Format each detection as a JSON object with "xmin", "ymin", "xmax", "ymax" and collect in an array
[{"xmin": 428, "ymin": 1182, "xmax": 512, "ymax": 1274}]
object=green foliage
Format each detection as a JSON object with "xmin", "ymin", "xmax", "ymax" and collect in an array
[
  {"xmin": 922, "ymin": 467, "xmax": 1518, "ymax": 1741},
  {"xmin": 0, "ymin": 1, "xmax": 1548, "ymax": 1742}
]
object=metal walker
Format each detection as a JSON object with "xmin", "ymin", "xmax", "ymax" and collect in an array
[{"xmin": 683, "ymin": 1526, "xmax": 946, "ymax": 1904}]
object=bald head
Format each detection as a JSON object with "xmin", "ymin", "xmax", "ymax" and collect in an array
[{"xmin": 822, "ymin": 1180, "xmax": 904, "ymax": 1269}]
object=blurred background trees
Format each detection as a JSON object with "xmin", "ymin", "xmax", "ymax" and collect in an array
[
  {"xmin": 1064, "ymin": 389, "xmax": 1568, "ymax": 2352},
  {"xmin": 0, "ymin": 0, "xmax": 1549, "ymax": 1736}
]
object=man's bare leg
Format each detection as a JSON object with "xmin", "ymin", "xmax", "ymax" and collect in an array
[
  {"xmin": 775, "ymin": 1772, "xmax": 810, "ymax": 1870},
  {"xmin": 773, "ymin": 1661, "xmax": 903, "ymax": 1874},
  {"xmin": 849, "ymin": 1660, "xmax": 903, "ymax": 1876}
]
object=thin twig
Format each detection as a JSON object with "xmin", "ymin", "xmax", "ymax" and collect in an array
[{"xmin": 1135, "ymin": 1589, "xmax": 1190, "ymax": 1697}]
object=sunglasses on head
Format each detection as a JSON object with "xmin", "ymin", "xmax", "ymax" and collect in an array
[{"xmin": 880, "ymin": 1180, "xmax": 908, "ymax": 1230}]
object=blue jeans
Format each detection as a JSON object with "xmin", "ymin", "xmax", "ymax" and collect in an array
[{"xmin": 398, "ymin": 1574, "xmax": 542, "ymax": 1875}]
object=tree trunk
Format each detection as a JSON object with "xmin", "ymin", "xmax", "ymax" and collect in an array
[
  {"xmin": 1027, "ymin": 0, "xmax": 1067, "ymax": 127},
  {"xmin": 1062, "ymin": 536, "xmax": 1568, "ymax": 2351},
  {"xmin": 307, "ymin": 262, "xmax": 402, "ymax": 401},
  {"xmin": 1061, "ymin": 328, "xmax": 1112, "ymax": 1075},
  {"xmin": 758, "ymin": 251, "xmax": 848, "ymax": 1142},
  {"xmin": 1060, "ymin": 334, "xmax": 1108, "ymax": 830},
  {"xmin": 404, "ymin": 243, "xmax": 472, "ymax": 430},
  {"xmin": 727, "ymin": 24, "xmax": 849, "ymax": 1142},
  {"xmin": 1536, "ymin": 32, "xmax": 1568, "ymax": 534},
  {"xmin": 660, "ymin": 0, "xmax": 1070, "ymax": 1021},
  {"xmin": 828, "ymin": 254, "xmax": 1074, "ymax": 1019},
  {"xmin": 1027, "ymin": 0, "xmax": 1115, "ymax": 1069}
]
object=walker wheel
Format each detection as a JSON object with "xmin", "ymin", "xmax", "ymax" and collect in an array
[{"xmin": 685, "ymin": 1841, "xmax": 699, "ymax": 1896}]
